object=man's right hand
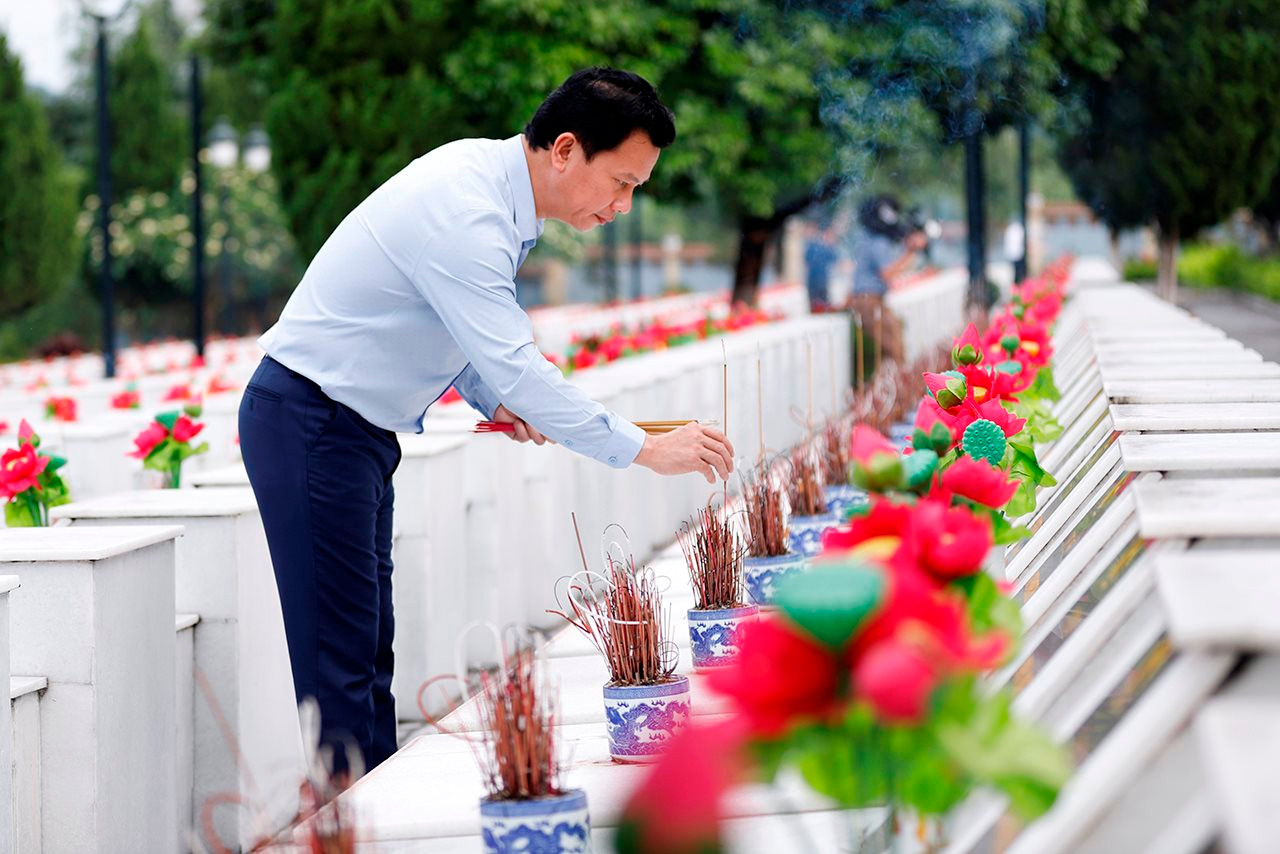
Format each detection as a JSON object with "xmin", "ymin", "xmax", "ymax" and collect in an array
[{"xmin": 634, "ymin": 422, "xmax": 735, "ymax": 484}]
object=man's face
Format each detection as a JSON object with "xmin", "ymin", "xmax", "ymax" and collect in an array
[{"xmin": 552, "ymin": 130, "xmax": 660, "ymax": 231}]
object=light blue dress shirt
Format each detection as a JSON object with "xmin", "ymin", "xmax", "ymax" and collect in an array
[{"xmin": 258, "ymin": 134, "xmax": 645, "ymax": 469}]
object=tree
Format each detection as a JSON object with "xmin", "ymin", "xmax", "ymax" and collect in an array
[
  {"xmin": 108, "ymin": 15, "xmax": 186, "ymax": 197},
  {"xmin": 204, "ymin": 0, "xmax": 890, "ymax": 302},
  {"xmin": 0, "ymin": 34, "xmax": 79, "ymax": 320},
  {"xmin": 1055, "ymin": 0, "xmax": 1280, "ymax": 300}
]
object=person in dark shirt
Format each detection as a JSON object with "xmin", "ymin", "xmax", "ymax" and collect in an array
[
  {"xmin": 850, "ymin": 195, "xmax": 926, "ymax": 365},
  {"xmin": 804, "ymin": 222, "xmax": 841, "ymax": 311}
]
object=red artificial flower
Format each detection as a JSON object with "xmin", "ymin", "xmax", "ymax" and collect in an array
[
  {"xmin": 206, "ymin": 375, "xmax": 239, "ymax": 395},
  {"xmin": 821, "ymin": 499, "xmax": 912, "ymax": 559},
  {"xmin": 972, "ymin": 398, "xmax": 1027, "ymax": 438},
  {"xmin": 0, "ymin": 443, "xmax": 49, "ymax": 499},
  {"xmin": 853, "ymin": 638, "xmax": 939, "ymax": 724},
  {"xmin": 939, "ymin": 456, "xmax": 1020, "ymax": 508},
  {"xmin": 950, "ymin": 323, "xmax": 985, "ymax": 366},
  {"xmin": 164, "ymin": 383, "xmax": 192, "ymax": 401},
  {"xmin": 45, "ymin": 396, "xmax": 77, "ymax": 422},
  {"xmin": 171, "ymin": 415, "xmax": 204, "ymax": 444},
  {"xmin": 0, "ymin": 421, "xmax": 8, "ymax": 435},
  {"xmin": 17, "ymin": 419, "xmax": 34, "ymax": 445},
  {"xmin": 958, "ymin": 364, "xmax": 1026, "ymax": 403},
  {"xmin": 111, "ymin": 389, "xmax": 141, "ymax": 410},
  {"xmin": 572, "ymin": 348, "xmax": 598, "ymax": 371},
  {"xmin": 849, "ymin": 424, "xmax": 899, "ymax": 466},
  {"xmin": 440, "ymin": 387, "xmax": 462, "ymax": 404},
  {"xmin": 128, "ymin": 422, "xmax": 170, "ymax": 459},
  {"xmin": 618, "ymin": 717, "xmax": 751, "ymax": 853},
  {"xmin": 189, "ymin": 354, "xmax": 207, "ymax": 369},
  {"xmin": 707, "ymin": 614, "xmax": 842, "ymax": 736},
  {"xmin": 903, "ymin": 499, "xmax": 993, "ymax": 580}
]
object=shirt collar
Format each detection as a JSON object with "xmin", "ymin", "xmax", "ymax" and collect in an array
[{"xmin": 501, "ymin": 134, "xmax": 545, "ymax": 243}]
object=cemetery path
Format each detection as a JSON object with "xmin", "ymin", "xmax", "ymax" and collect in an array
[{"xmin": 1174, "ymin": 286, "xmax": 1280, "ymax": 363}]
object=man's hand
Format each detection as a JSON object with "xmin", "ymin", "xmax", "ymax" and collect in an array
[
  {"xmin": 493, "ymin": 404, "xmax": 550, "ymax": 445},
  {"xmin": 634, "ymin": 422, "xmax": 735, "ymax": 484}
]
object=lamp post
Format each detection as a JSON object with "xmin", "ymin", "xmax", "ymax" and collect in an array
[
  {"xmin": 189, "ymin": 56, "xmax": 206, "ymax": 357},
  {"xmin": 207, "ymin": 118, "xmax": 237, "ymax": 334},
  {"xmin": 80, "ymin": 0, "xmax": 131, "ymax": 378}
]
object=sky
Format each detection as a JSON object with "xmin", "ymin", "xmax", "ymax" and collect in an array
[{"xmin": 0, "ymin": 0, "xmax": 202, "ymax": 94}]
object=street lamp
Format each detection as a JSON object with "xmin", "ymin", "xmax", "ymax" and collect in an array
[
  {"xmin": 80, "ymin": 0, "xmax": 132, "ymax": 379},
  {"xmin": 242, "ymin": 126, "xmax": 271, "ymax": 174}
]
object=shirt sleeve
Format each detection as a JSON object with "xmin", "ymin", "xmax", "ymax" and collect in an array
[
  {"xmin": 411, "ymin": 208, "xmax": 645, "ymax": 469},
  {"xmin": 451, "ymin": 363, "xmax": 501, "ymax": 419}
]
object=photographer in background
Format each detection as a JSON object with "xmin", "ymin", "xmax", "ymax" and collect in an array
[{"xmin": 850, "ymin": 195, "xmax": 927, "ymax": 365}]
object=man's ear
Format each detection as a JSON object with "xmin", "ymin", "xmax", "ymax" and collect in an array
[{"xmin": 550, "ymin": 132, "xmax": 578, "ymax": 172}]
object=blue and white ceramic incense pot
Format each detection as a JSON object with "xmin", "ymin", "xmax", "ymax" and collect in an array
[
  {"xmin": 480, "ymin": 788, "xmax": 592, "ymax": 853},
  {"xmin": 603, "ymin": 676, "xmax": 691, "ymax": 762},
  {"xmin": 743, "ymin": 551, "xmax": 806, "ymax": 606},
  {"xmin": 788, "ymin": 511, "xmax": 840, "ymax": 557},
  {"xmin": 824, "ymin": 483, "xmax": 866, "ymax": 519},
  {"xmin": 687, "ymin": 604, "xmax": 759, "ymax": 669}
]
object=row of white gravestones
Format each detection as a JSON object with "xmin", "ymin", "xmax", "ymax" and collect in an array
[
  {"xmin": 190, "ymin": 314, "xmax": 852, "ymax": 720},
  {"xmin": 0, "ymin": 281, "xmax": 831, "ymax": 506},
  {"xmin": 294, "ymin": 261, "xmax": 1280, "ymax": 852}
]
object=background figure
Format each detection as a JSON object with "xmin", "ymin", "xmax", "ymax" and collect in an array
[
  {"xmin": 850, "ymin": 195, "xmax": 927, "ymax": 367},
  {"xmin": 804, "ymin": 221, "xmax": 840, "ymax": 312}
]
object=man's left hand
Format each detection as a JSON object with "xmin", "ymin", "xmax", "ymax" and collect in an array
[{"xmin": 493, "ymin": 404, "xmax": 552, "ymax": 445}]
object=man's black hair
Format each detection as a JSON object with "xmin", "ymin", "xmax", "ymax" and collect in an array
[{"xmin": 524, "ymin": 67, "xmax": 676, "ymax": 159}]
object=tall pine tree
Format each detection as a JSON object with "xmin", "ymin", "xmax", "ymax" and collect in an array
[{"xmin": 0, "ymin": 34, "xmax": 78, "ymax": 318}]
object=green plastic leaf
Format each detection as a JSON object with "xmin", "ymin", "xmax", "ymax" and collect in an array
[
  {"xmin": 155, "ymin": 411, "xmax": 180, "ymax": 431},
  {"xmin": 4, "ymin": 500, "xmax": 38, "ymax": 527},
  {"xmin": 774, "ymin": 561, "xmax": 885, "ymax": 651},
  {"xmin": 935, "ymin": 691, "xmax": 1071, "ymax": 820},
  {"xmin": 43, "ymin": 454, "xmax": 67, "ymax": 473}
]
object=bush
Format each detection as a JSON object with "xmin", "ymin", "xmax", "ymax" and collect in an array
[
  {"xmin": 1178, "ymin": 243, "xmax": 1280, "ymax": 301},
  {"xmin": 1122, "ymin": 258, "xmax": 1157, "ymax": 281}
]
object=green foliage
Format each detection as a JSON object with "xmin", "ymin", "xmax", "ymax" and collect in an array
[
  {"xmin": 108, "ymin": 17, "xmax": 186, "ymax": 197},
  {"xmin": 0, "ymin": 34, "xmax": 79, "ymax": 320},
  {"xmin": 1122, "ymin": 257, "xmax": 1158, "ymax": 282},
  {"xmin": 1177, "ymin": 243, "xmax": 1280, "ymax": 302},
  {"xmin": 79, "ymin": 167, "xmax": 301, "ymax": 326},
  {"xmin": 787, "ymin": 679, "xmax": 1068, "ymax": 820},
  {"xmin": 1056, "ymin": 0, "xmax": 1280, "ymax": 241}
]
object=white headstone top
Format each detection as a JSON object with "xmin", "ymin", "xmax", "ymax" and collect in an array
[
  {"xmin": 1119, "ymin": 432, "xmax": 1280, "ymax": 472},
  {"xmin": 53, "ymin": 412, "xmax": 150, "ymax": 439},
  {"xmin": 0, "ymin": 575, "xmax": 17, "ymax": 595},
  {"xmin": 1135, "ymin": 478, "xmax": 1280, "ymax": 538},
  {"xmin": 1101, "ymin": 362, "xmax": 1280, "ymax": 381},
  {"xmin": 10, "ymin": 675, "xmax": 46, "ymax": 700},
  {"xmin": 50, "ymin": 488, "xmax": 259, "ymax": 519},
  {"xmin": 0, "ymin": 525, "xmax": 183, "ymax": 561},
  {"xmin": 187, "ymin": 463, "xmax": 249, "ymax": 487},
  {"xmin": 175, "ymin": 613, "xmax": 200, "ymax": 632},
  {"xmin": 1156, "ymin": 550, "xmax": 1280, "ymax": 650},
  {"xmin": 1111, "ymin": 403, "xmax": 1280, "ymax": 432},
  {"xmin": 1106, "ymin": 379, "xmax": 1280, "ymax": 404},
  {"xmin": 1194, "ymin": 656, "xmax": 1280, "ymax": 854}
]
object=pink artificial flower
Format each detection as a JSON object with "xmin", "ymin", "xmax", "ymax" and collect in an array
[{"xmin": 128, "ymin": 422, "xmax": 170, "ymax": 459}]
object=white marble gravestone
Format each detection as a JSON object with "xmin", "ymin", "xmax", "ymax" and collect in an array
[
  {"xmin": 0, "ymin": 525, "xmax": 181, "ymax": 853},
  {"xmin": 51, "ymin": 489, "xmax": 304, "ymax": 850},
  {"xmin": 0, "ymin": 575, "xmax": 16, "ymax": 850}
]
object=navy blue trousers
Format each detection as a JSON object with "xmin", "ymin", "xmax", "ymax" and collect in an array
[{"xmin": 239, "ymin": 356, "xmax": 401, "ymax": 773}]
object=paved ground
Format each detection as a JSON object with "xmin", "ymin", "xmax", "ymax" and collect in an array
[{"xmin": 1153, "ymin": 285, "xmax": 1280, "ymax": 363}]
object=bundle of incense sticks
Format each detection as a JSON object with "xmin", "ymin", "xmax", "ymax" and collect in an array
[
  {"xmin": 677, "ymin": 504, "xmax": 746, "ymax": 611},
  {"xmin": 474, "ymin": 419, "xmax": 717, "ymax": 435},
  {"xmin": 473, "ymin": 643, "xmax": 563, "ymax": 800}
]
